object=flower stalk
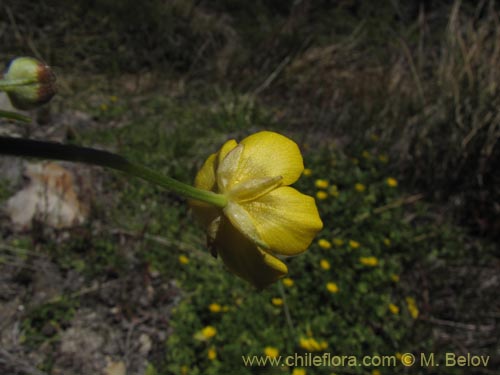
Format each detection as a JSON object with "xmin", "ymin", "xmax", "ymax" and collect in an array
[{"xmin": 0, "ymin": 136, "xmax": 227, "ymax": 208}]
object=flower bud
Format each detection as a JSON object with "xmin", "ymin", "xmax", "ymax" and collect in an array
[{"xmin": 3, "ymin": 57, "xmax": 56, "ymax": 110}]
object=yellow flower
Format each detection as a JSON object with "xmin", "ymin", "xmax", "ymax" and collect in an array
[
  {"xmin": 386, "ymin": 177, "xmax": 398, "ymax": 187},
  {"xmin": 315, "ymin": 179, "xmax": 329, "ymax": 189},
  {"xmin": 110, "ymin": 95, "xmax": 118, "ymax": 103},
  {"xmin": 388, "ymin": 303, "xmax": 400, "ymax": 315},
  {"xmin": 209, "ymin": 303, "xmax": 222, "ymax": 313},
  {"xmin": 383, "ymin": 238, "xmax": 391, "ymax": 246},
  {"xmin": 191, "ymin": 131, "xmax": 323, "ymax": 289},
  {"xmin": 332, "ymin": 238, "xmax": 344, "ymax": 247},
  {"xmin": 351, "ymin": 158, "xmax": 359, "ymax": 165},
  {"xmin": 303, "ymin": 168, "xmax": 312, "ymax": 176},
  {"xmin": 326, "ymin": 282, "xmax": 339, "ymax": 293},
  {"xmin": 100, "ymin": 103, "xmax": 108, "ymax": 111},
  {"xmin": 361, "ymin": 150, "xmax": 371, "ymax": 159},
  {"xmin": 292, "ymin": 368, "xmax": 306, "ymax": 375},
  {"xmin": 264, "ymin": 346, "xmax": 279, "ymax": 358},
  {"xmin": 378, "ymin": 154, "xmax": 388, "ymax": 163},
  {"xmin": 222, "ymin": 305, "xmax": 230, "ymax": 312},
  {"xmin": 320, "ymin": 259, "xmax": 331, "ymax": 270},
  {"xmin": 318, "ymin": 239, "xmax": 331, "ymax": 249},
  {"xmin": 272, "ymin": 297, "xmax": 283, "ymax": 306},
  {"xmin": 180, "ymin": 365, "xmax": 189, "ymax": 375},
  {"xmin": 194, "ymin": 326, "xmax": 216, "ymax": 341},
  {"xmin": 405, "ymin": 297, "xmax": 419, "ymax": 319},
  {"xmin": 299, "ymin": 337, "xmax": 327, "ymax": 351},
  {"xmin": 372, "ymin": 370, "xmax": 381, "ymax": 375},
  {"xmin": 178, "ymin": 255, "xmax": 189, "ymax": 265},
  {"xmin": 328, "ymin": 185, "xmax": 339, "ymax": 197},
  {"xmin": 207, "ymin": 347, "xmax": 217, "ymax": 360},
  {"xmin": 359, "ymin": 256, "xmax": 378, "ymax": 267},
  {"xmin": 201, "ymin": 326, "xmax": 217, "ymax": 339},
  {"xmin": 354, "ymin": 183, "xmax": 366, "ymax": 192},
  {"xmin": 316, "ymin": 191, "xmax": 328, "ymax": 200},
  {"xmin": 370, "ymin": 134, "xmax": 380, "ymax": 142},
  {"xmin": 348, "ymin": 240, "xmax": 360, "ymax": 249},
  {"xmin": 282, "ymin": 278, "xmax": 294, "ymax": 287},
  {"xmin": 390, "ymin": 274, "xmax": 400, "ymax": 283}
]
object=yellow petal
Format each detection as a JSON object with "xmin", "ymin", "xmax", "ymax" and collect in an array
[
  {"xmin": 224, "ymin": 131, "xmax": 304, "ymax": 190},
  {"xmin": 213, "ymin": 217, "xmax": 288, "ymax": 289},
  {"xmin": 241, "ymin": 187, "xmax": 323, "ymax": 255}
]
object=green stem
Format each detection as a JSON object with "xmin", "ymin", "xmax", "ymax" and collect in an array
[
  {"xmin": 0, "ymin": 137, "xmax": 227, "ymax": 208},
  {"xmin": 0, "ymin": 78, "xmax": 36, "ymax": 92},
  {"xmin": 0, "ymin": 110, "xmax": 31, "ymax": 123}
]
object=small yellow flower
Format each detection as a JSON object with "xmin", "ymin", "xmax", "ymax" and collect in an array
[
  {"xmin": 351, "ymin": 158, "xmax": 359, "ymax": 165},
  {"xmin": 320, "ymin": 259, "xmax": 331, "ymax": 270},
  {"xmin": 282, "ymin": 278, "xmax": 294, "ymax": 287},
  {"xmin": 209, "ymin": 303, "xmax": 222, "ymax": 313},
  {"xmin": 264, "ymin": 346, "xmax": 279, "ymax": 358},
  {"xmin": 272, "ymin": 298, "xmax": 283, "ymax": 306},
  {"xmin": 326, "ymin": 282, "xmax": 339, "ymax": 293},
  {"xmin": 180, "ymin": 365, "xmax": 189, "ymax": 375},
  {"xmin": 348, "ymin": 240, "xmax": 360, "ymax": 249},
  {"xmin": 370, "ymin": 134, "xmax": 380, "ymax": 142},
  {"xmin": 354, "ymin": 183, "xmax": 366, "ymax": 192},
  {"xmin": 292, "ymin": 368, "xmax": 306, "ymax": 375},
  {"xmin": 388, "ymin": 303, "xmax": 400, "ymax": 315},
  {"xmin": 328, "ymin": 185, "xmax": 339, "ymax": 197},
  {"xmin": 303, "ymin": 168, "xmax": 312, "ymax": 176},
  {"xmin": 100, "ymin": 103, "xmax": 108, "ymax": 111},
  {"xmin": 318, "ymin": 239, "xmax": 331, "ymax": 249},
  {"xmin": 332, "ymin": 238, "xmax": 344, "ymax": 247},
  {"xmin": 178, "ymin": 255, "xmax": 189, "ymax": 265},
  {"xmin": 378, "ymin": 154, "xmax": 388, "ymax": 163},
  {"xmin": 207, "ymin": 347, "xmax": 217, "ymax": 360},
  {"xmin": 390, "ymin": 274, "xmax": 400, "ymax": 283},
  {"xmin": 386, "ymin": 177, "xmax": 398, "ymax": 187},
  {"xmin": 405, "ymin": 297, "xmax": 419, "ymax": 319},
  {"xmin": 372, "ymin": 370, "xmax": 381, "ymax": 375},
  {"xmin": 110, "ymin": 95, "xmax": 118, "ymax": 102},
  {"xmin": 315, "ymin": 179, "xmax": 329, "ymax": 189},
  {"xmin": 191, "ymin": 131, "xmax": 323, "ymax": 289},
  {"xmin": 316, "ymin": 191, "xmax": 328, "ymax": 200},
  {"xmin": 383, "ymin": 238, "xmax": 391, "ymax": 247},
  {"xmin": 201, "ymin": 326, "xmax": 217, "ymax": 339},
  {"xmin": 359, "ymin": 256, "xmax": 378, "ymax": 267},
  {"xmin": 361, "ymin": 150, "xmax": 371, "ymax": 159}
]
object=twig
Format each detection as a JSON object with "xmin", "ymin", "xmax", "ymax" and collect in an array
[
  {"xmin": 0, "ymin": 348, "xmax": 49, "ymax": 375},
  {"xmin": 253, "ymin": 55, "xmax": 291, "ymax": 95},
  {"xmin": 422, "ymin": 316, "xmax": 495, "ymax": 332},
  {"xmin": 353, "ymin": 193, "xmax": 424, "ymax": 223}
]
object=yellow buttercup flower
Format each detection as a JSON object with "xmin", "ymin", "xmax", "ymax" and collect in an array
[
  {"xmin": 180, "ymin": 365, "xmax": 189, "ymax": 375},
  {"xmin": 264, "ymin": 346, "xmax": 279, "ymax": 358},
  {"xmin": 195, "ymin": 326, "xmax": 217, "ymax": 341},
  {"xmin": 191, "ymin": 131, "xmax": 323, "ymax": 289},
  {"xmin": 303, "ymin": 168, "xmax": 312, "ymax": 176},
  {"xmin": 315, "ymin": 179, "xmax": 329, "ymax": 189},
  {"xmin": 209, "ymin": 303, "xmax": 222, "ymax": 313},
  {"xmin": 361, "ymin": 150, "xmax": 371, "ymax": 159},
  {"xmin": 299, "ymin": 337, "xmax": 328, "ymax": 351},
  {"xmin": 348, "ymin": 240, "xmax": 360, "ymax": 249},
  {"xmin": 332, "ymin": 238, "xmax": 344, "ymax": 247},
  {"xmin": 388, "ymin": 303, "xmax": 399, "ymax": 315},
  {"xmin": 378, "ymin": 154, "xmax": 388, "ymax": 163},
  {"xmin": 318, "ymin": 239, "xmax": 332, "ymax": 249},
  {"xmin": 359, "ymin": 256, "xmax": 378, "ymax": 267},
  {"xmin": 208, "ymin": 347, "xmax": 217, "ymax": 360},
  {"xmin": 320, "ymin": 259, "xmax": 331, "ymax": 270},
  {"xmin": 272, "ymin": 297, "xmax": 284, "ymax": 306},
  {"xmin": 178, "ymin": 255, "xmax": 189, "ymax": 265},
  {"xmin": 390, "ymin": 274, "xmax": 400, "ymax": 283},
  {"xmin": 316, "ymin": 191, "xmax": 328, "ymax": 200},
  {"xmin": 386, "ymin": 177, "xmax": 398, "ymax": 187},
  {"xmin": 326, "ymin": 282, "xmax": 339, "ymax": 293},
  {"xmin": 292, "ymin": 368, "xmax": 306, "ymax": 375},
  {"xmin": 405, "ymin": 297, "xmax": 419, "ymax": 319},
  {"xmin": 282, "ymin": 278, "xmax": 294, "ymax": 287},
  {"xmin": 354, "ymin": 183, "xmax": 366, "ymax": 192},
  {"xmin": 383, "ymin": 238, "xmax": 391, "ymax": 246}
]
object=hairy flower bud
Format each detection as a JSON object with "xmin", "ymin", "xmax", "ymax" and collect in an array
[{"xmin": 3, "ymin": 57, "xmax": 56, "ymax": 110}]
